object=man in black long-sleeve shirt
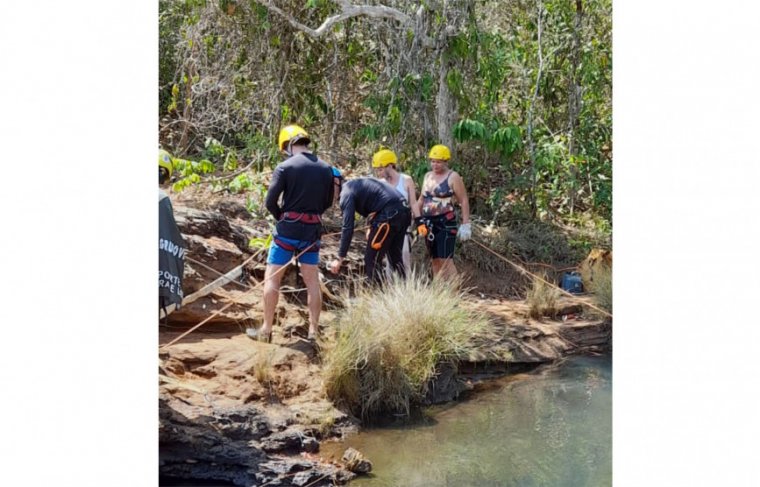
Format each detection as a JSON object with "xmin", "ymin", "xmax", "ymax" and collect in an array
[
  {"xmin": 249, "ymin": 124, "xmax": 338, "ymax": 343},
  {"xmin": 328, "ymin": 177, "xmax": 412, "ymax": 284}
]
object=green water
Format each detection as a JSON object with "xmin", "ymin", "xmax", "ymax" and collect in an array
[{"xmin": 327, "ymin": 355, "xmax": 612, "ymax": 487}]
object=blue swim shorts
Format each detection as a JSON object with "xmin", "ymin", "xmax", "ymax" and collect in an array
[{"xmin": 267, "ymin": 236, "xmax": 321, "ymax": 266}]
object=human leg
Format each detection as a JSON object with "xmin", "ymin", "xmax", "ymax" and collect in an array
[
  {"xmin": 252, "ymin": 237, "xmax": 295, "ymax": 340},
  {"xmin": 252, "ymin": 263, "xmax": 284, "ymax": 341},
  {"xmin": 432, "ymin": 258, "xmax": 457, "ymax": 280},
  {"xmin": 364, "ymin": 224, "xmax": 388, "ymax": 284},
  {"xmin": 298, "ymin": 263, "xmax": 322, "ymax": 338},
  {"xmin": 387, "ymin": 209, "xmax": 411, "ymax": 279},
  {"xmin": 386, "ymin": 225, "xmax": 407, "ymax": 279},
  {"xmin": 383, "ymin": 255, "xmax": 393, "ymax": 282},
  {"xmin": 401, "ymin": 233, "xmax": 411, "ymax": 277},
  {"xmin": 428, "ymin": 215, "xmax": 457, "ymax": 280}
]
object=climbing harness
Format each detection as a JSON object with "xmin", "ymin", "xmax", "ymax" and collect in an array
[
  {"xmin": 279, "ymin": 211, "xmax": 322, "ymax": 224},
  {"xmin": 366, "ymin": 201, "xmax": 405, "ymax": 250},
  {"xmin": 273, "ymin": 236, "xmax": 321, "ymax": 253},
  {"xmin": 422, "ymin": 211, "xmax": 456, "ymax": 242},
  {"xmin": 424, "ymin": 218, "xmax": 435, "ymax": 241},
  {"xmin": 160, "ymin": 225, "xmax": 367, "ymax": 349},
  {"xmin": 413, "ymin": 216, "xmax": 429, "ymax": 239}
]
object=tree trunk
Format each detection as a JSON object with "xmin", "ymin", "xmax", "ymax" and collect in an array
[
  {"xmin": 434, "ymin": 0, "xmax": 469, "ymax": 150},
  {"xmin": 527, "ymin": 3, "xmax": 546, "ymax": 219},
  {"xmin": 436, "ymin": 57, "xmax": 454, "ymax": 148},
  {"xmin": 567, "ymin": 0, "xmax": 583, "ymax": 215}
]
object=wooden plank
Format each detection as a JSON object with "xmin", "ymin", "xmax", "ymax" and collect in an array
[{"xmin": 159, "ymin": 264, "xmax": 244, "ymax": 319}]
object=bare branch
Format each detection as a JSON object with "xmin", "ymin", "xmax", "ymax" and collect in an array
[{"xmin": 253, "ymin": 0, "xmax": 432, "ymax": 45}]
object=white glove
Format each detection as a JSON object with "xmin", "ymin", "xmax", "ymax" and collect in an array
[{"xmin": 457, "ymin": 223, "xmax": 471, "ymax": 241}]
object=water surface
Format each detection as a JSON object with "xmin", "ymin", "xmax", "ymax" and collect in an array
[{"xmin": 325, "ymin": 355, "xmax": 611, "ymax": 487}]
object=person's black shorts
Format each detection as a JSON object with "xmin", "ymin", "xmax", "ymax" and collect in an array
[{"xmin": 425, "ymin": 212, "xmax": 458, "ymax": 259}]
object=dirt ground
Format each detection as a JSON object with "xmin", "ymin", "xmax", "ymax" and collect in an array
[{"xmin": 159, "ymin": 185, "xmax": 611, "ymax": 486}]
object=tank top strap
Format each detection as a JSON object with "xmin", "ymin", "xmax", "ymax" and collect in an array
[
  {"xmin": 396, "ymin": 174, "xmax": 408, "ymax": 200},
  {"xmin": 434, "ymin": 171, "xmax": 454, "ymax": 198}
]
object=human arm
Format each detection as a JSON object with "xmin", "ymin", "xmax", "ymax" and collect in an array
[
  {"xmin": 406, "ymin": 175, "xmax": 427, "ymax": 237},
  {"xmin": 406, "ymin": 175, "xmax": 421, "ymax": 218},
  {"xmin": 264, "ymin": 166, "xmax": 285, "ymax": 220},
  {"xmin": 451, "ymin": 172, "xmax": 470, "ymax": 224},
  {"xmin": 329, "ymin": 192, "xmax": 356, "ymax": 273},
  {"xmin": 324, "ymin": 164, "xmax": 335, "ymax": 210},
  {"xmin": 451, "ymin": 172, "xmax": 471, "ymax": 240},
  {"xmin": 416, "ymin": 172, "xmax": 429, "ymax": 217}
]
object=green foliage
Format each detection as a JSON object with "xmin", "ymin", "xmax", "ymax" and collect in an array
[
  {"xmin": 249, "ymin": 234, "xmax": 272, "ymax": 250},
  {"xmin": 406, "ymin": 157, "xmax": 430, "ymax": 189},
  {"xmin": 159, "ymin": 0, "xmax": 612, "ymax": 231},
  {"xmin": 239, "ymin": 131, "xmax": 279, "ymax": 171},
  {"xmin": 453, "ymin": 118, "xmax": 487, "ymax": 142},
  {"xmin": 168, "ymin": 133, "xmax": 273, "ymax": 200},
  {"xmin": 491, "ymin": 126, "xmax": 522, "ymax": 156},
  {"xmin": 172, "ymin": 172, "xmax": 201, "ymax": 192},
  {"xmin": 204, "ymin": 137, "xmax": 226, "ymax": 161},
  {"xmin": 223, "ymin": 151, "xmax": 238, "ymax": 172},
  {"xmin": 453, "ymin": 118, "xmax": 522, "ymax": 157},
  {"xmin": 171, "ymin": 157, "xmax": 215, "ymax": 192},
  {"xmin": 227, "ymin": 173, "xmax": 253, "ymax": 194},
  {"xmin": 355, "ymin": 124, "xmax": 380, "ymax": 144}
]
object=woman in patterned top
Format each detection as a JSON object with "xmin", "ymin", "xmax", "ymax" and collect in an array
[{"xmin": 417, "ymin": 144, "xmax": 471, "ymax": 279}]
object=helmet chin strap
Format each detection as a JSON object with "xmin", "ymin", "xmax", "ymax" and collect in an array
[{"xmin": 284, "ymin": 139, "xmax": 295, "ymax": 157}]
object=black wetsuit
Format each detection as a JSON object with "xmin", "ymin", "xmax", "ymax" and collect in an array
[
  {"xmin": 338, "ymin": 178, "xmax": 411, "ymax": 283},
  {"xmin": 265, "ymin": 152, "xmax": 335, "ymax": 243}
]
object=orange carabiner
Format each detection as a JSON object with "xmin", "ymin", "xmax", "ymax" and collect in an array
[{"xmin": 370, "ymin": 222, "xmax": 390, "ymax": 250}]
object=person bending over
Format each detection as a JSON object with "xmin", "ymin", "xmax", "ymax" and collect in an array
[{"xmin": 329, "ymin": 177, "xmax": 411, "ymax": 284}]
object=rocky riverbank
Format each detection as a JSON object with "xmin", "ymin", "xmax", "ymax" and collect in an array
[{"xmin": 158, "ymin": 191, "xmax": 611, "ymax": 486}]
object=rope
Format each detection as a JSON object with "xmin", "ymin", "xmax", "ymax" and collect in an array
[
  {"xmin": 185, "ymin": 255, "xmax": 256, "ymax": 290},
  {"xmin": 468, "ymin": 231, "xmax": 612, "ymax": 318},
  {"xmin": 160, "ymin": 226, "xmax": 364, "ymax": 349},
  {"xmin": 162, "ymin": 219, "xmax": 609, "ymax": 349}
]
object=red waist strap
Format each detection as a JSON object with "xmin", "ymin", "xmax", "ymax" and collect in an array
[
  {"xmin": 426, "ymin": 210, "xmax": 456, "ymax": 221},
  {"xmin": 281, "ymin": 212, "xmax": 322, "ymax": 224}
]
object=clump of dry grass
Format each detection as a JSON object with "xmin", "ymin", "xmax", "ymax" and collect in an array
[
  {"xmin": 299, "ymin": 408, "xmax": 337, "ymax": 437},
  {"xmin": 251, "ymin": 350, "xmax": 274, "ymax": 385},
  {"xmin": 526, "ymin": 272, "xmax": 561, "ymax": 319},
  {"xmin": 321, "ymin": 273, "xmax": 489, "ymax": 419},
  {"xmin": 588, "ymin": 262, "xmax": 612, "ymax": 314},
  {"xmin": 315, "ymin": 413, "xmax": 335, "ymax": 437}
]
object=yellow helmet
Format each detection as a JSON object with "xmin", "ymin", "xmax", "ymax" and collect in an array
[
  {"xmin": 159, "ymin": 149, "xmax": 174, "ymax": 179},
  {"xmin": 278, "ymin": 124, "xmax": 310, "ymax": 151},
  {"xmin": 372, "ymin": 149, "xmax": 398, "ymax": 168},
  {"xmin": 428, "ymin": 144, "xmax": 451, "ymax": 161}
]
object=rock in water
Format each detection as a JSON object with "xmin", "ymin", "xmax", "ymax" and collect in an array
[{"xmin": 341, "ymin": 447, "xmax": 372, "ymax": 474}]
